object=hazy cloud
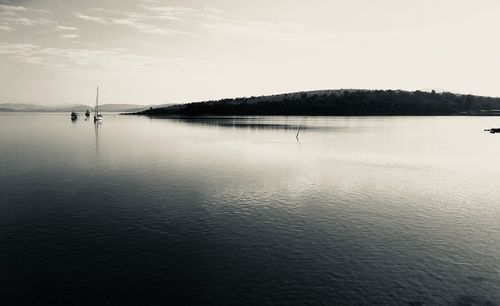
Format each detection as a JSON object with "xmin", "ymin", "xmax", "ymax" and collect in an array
[
  {"xmin": 201, "ymin": 17, "xmax": 306, "ymax": 38},
  {"xmin": 0, "ymin": 24, "xmax": 12, "ymax": 31},
  {"xmin": 0, "ymin": 42, "xmax": 206, "ymax": 72},
  {"xmin": 0, "ymin": 43, "xmax": 39, "ymax": 55},
  {"xmin": 74, "ymin": 4, "xmax": 304, "ymax": 39},
  {"xmin": 74, "ymin": 12, "xmax": 108, "ymax": 24},
  {"xmin": 0, "ymin": 4, "xmax": 27, "ymax": 12},
  {"xmin": 56, "ymin": 25, "xmax": 78, "ymax": 31},
  {"xmin": 0, "ymin": 3, "xmax": 55, "ymax": 30},
  {"xmin": 2, "ymin": 16, "xmax": 53, "ymax": 26},
  {"xmin": 33, "ymin": 9, "xmax": 52, "ymax": 14},
  {"xmin": 75, "ymin": 10, "xmax": 184, "ymax": 35},
  {"xmin": 204, "ymin": 7, "xmax": 224, "ymax": 14},
  {"xmin": 142, "ymin": 5, "xmax": 195, "ymax": 16},
  {"xmin": 61, "ymin": 33, "xmax": 79, "ymax": 39}
]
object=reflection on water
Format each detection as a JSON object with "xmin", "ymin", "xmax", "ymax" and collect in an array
[
  {"xmin": 94, "ymin": 120, "xmax": 101, "ymax": 155},
  {"xmin": 163, "ymin": 116, "xmax": 346, "ymax": 131},
  {"xmin": 1, "ymin": 113, "xmax": 500, "ymax": 305}
]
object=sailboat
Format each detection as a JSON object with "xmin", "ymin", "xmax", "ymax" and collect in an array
[{"xmin": 94, "ymin": 86, "xmax": 103, "ymax": 122}]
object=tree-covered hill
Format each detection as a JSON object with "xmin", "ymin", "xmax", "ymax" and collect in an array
[{"xmin": 136, "ymin": 89, "xmax": 500, "ymax": 116}]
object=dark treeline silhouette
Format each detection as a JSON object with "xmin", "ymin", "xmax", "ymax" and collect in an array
[{"xmin": 137, "ymin": 89, "xmax": 500, "ymax": 116}]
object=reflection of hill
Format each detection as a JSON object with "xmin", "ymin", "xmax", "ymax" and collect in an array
[
  {"xmin": 137, "ymin": 89, "xmax": 500, "ymax": 116},
  {"xmin": 169, "ymin": 117, "xmax": 345, "ymax": 131}
]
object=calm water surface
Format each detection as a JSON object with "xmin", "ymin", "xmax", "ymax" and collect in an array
[{"xmin": 1, "ymin": 113, "xmax": 500, "ymax": 305}]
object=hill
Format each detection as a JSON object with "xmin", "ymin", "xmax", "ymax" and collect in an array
[
  {"xmin": 135, "ymin": 89, "xmax": 500, "ymax": 116},
  {"xmin": 0, "ymin": 103, "xmax": 154, "ymax": 113}
]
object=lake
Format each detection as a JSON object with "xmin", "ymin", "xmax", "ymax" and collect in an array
[{"xmin": 1, "ymin": 113, "xmax": 500, "ymax": 305}]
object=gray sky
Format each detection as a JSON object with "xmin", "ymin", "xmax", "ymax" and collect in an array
[{"xmin": 1, "ymin": 0, "xmax": 500, "ymax": 105}]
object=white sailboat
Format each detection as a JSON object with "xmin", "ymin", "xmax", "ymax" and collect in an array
[{"xmin": 94, "ymin": 86, "xmax": 103, "ymax": 122}]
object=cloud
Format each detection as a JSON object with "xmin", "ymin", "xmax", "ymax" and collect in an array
[
  {"xmin": 0, "ymin": 43, "xmax": 206, "ymax": 72},
  {"xmin": 201, "ymin": 16, "xmax": 306, "ymax": 38},
  {"xmin": 73, "ymin": 5, "xmax": 303, "ymax": 40},
  {"xmin": 0, "ymin": 24, "xmax": 12, "ymax": 31},
  {"xmin": 0, "ymin": 4, "xmax": 27, "ymax": 12},
  {"xmin": 56, "ymin": 25, "xmax": 78, "ymax": 31},
  {"xmin": 33, "ymin": 9, "xmax": 52, "ymax": 14},
  {"xmin": 204, "ymin": 7, "xmax": 224, "ymax": 14},
  {"xmin": 74, "ymin": 12, "xmax": 108, "ymax": 24},
  {"xmin": 61, "ymin": 34, "xmax": 79, "ymax": 39},
  {"xmin": 142, "ymin": 6, "xmax": 195, "ymax": 15},
  {"xmin": 75, "ymin": 8, "xmax": 188, "ymax": 35},
  {"xmin": 0, "ymin": 43, "xmax": 38, "ymax": 55},
  {"xmin": 0, "ymin": 3, "xmax": 54, "ymax": 30},
  {"xmin": 1, "ymin": 16, "xmax": 53, "ymax": 26}
]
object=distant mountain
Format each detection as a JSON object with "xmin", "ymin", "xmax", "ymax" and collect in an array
[
  {"xmin": 135, "ymin": 89, "xmax": 500, "ymax": 116},
  {"xmin": 0, "ymin": 103, "xmax": 48, "ymax": 111},
  {"xmin": 0, "ymin": 103, "xmax": 157, "ymax": 113},
  {"xmin": 49, "ymin": 104, "xmax": 92, "ymax": 112}
]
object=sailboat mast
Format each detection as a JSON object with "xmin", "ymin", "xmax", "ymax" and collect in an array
[{"xmin": 96, "ymin": 86, "xmax": 99, "ymax": 114}]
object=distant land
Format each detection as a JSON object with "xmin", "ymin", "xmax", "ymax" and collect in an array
[
  {"xmin": 133, "ymin": 89, "xmax": 500, "ymax": 116},
  {"xmin": 0, "ymin": 103, "xmax": 171, "ymax": 113}
]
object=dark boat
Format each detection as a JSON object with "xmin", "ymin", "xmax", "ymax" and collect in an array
[{"xmin": 85, "ymin": 110, "xmax": 90, "ymax": 117}]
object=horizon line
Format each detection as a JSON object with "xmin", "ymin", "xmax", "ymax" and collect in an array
[{"xmin": 2, "ymin": 88, "xmax": 499, "ymax": 106}]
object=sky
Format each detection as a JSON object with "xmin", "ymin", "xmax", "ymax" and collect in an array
[{"xmin": 1, "ymin": 0, "xmax": 500, "ymax": 105}]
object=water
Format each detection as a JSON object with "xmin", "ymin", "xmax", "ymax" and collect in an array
[{"xmin": 1, "ymin": 113, "xmax": 500, "ymax": 305}]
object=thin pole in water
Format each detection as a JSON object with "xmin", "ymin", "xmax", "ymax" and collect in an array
[{"xmin": 296, "ymin": 124, "xmax": 301, "ymax": 141}]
